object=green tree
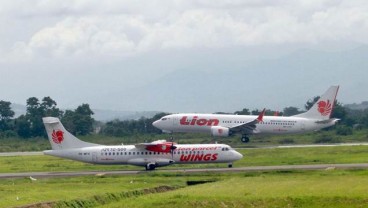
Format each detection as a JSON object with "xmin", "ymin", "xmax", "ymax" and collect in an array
[
  {"xmin": 21, "ymin": 96, "xmax": 64, "ymax": 137},
  {"xmin": 14, "ymin": 115, "xmax": 31, "ymax": 138},
  {"xmin": 250, "ymin": 109, "xmax": 258, "ymax": 115},
  {"xmin": 331, "ymin": 101, "xmax": 347, "ymax": 121},
  {"xmin": 41, "ymin": 96, "xmax": 63, "ymax": 117},
  {"xmin": 101, "ymin": 112, "xmax": 169, "ymax": 137},
  {"xmin": 283, "ymin": 106, "xmax": 302, "ymax": 116},
  {"xmin": 0, "ymin": 100, "xmax": 15, "ymax": 131},
  {"xmin": 61, "ymin": 104, "xmax": 94, "ymax": 136},
  {"xmin": 305, "ymin": 96, "xmax": 320, "ymax": 110},
  {"xmin": 26, "ymin": 97, "xmax": 45, "ymax": 137},
  {"xmin": 234, "ymin": 108, "xmax": 250, "ymax": 115}
]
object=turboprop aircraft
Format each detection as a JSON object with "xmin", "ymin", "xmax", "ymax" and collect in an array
[
  {"xmin": 153, "ymin": 86, "xmax": 340, "ymax": 143},
  {"xmin": 43, "ymin": 117, "xmax": 243, "ymax": 170}
]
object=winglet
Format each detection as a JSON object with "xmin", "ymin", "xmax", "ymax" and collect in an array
[{"xmin": 257, "ymin": 108, "xmax": 266, "ymax": 122}]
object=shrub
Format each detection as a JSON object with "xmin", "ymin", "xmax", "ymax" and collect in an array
[{"xmin": 336, "ymin": 125, "xmax": 353, "ymax": 136}]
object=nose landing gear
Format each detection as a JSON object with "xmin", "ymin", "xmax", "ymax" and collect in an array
[{"xmin": 241, "ymin": 135, "xmax": 249, "ymax": 143}]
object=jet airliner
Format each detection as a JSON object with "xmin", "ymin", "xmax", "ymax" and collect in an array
[
  {"xmin": 153, "ymin": 86, "xmax": 340, "ymax": 143},
  {"xmin": 43, "ymin": 117, "xmax": 243, "ymax": 170}
]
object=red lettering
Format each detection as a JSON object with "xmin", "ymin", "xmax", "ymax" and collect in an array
[
  {"xmin": 179, "ymin": 116, "xmax": 219, "ymax": 126},
  {"xmin": 180, "ymin": 116, "xmax": 189, "ymax": 125},
  {"xmin": 190, "ymin": 116, "xmax": 198, "ymax": 125},
  {"xmin": 180, "ymin": 154, "xmax": 191, "ymax": 162},
  {"xmin": 207, "ymin": 119, "xmax": 219, "ymax": 126},
  {"xmin": 197, "ymin": 119, "xmax": 207, "ymax": 126},
  {"xmin": 204, "ymin": 154, "xmax": 211, "ymax": 161},
  {"xmin": 195, "ymin": 154, "xmax": 204, "ymax": 161},
  {"xmin": 211, "ymin": 153, "xmax": 218, "ymax": 161},
  {"xmin": 180, "ymin": 154, "xmax": 217, "ymax": 162},
  {"xmin": 190, "ymin": 154, "xmax": 196, "ymax": 161}
]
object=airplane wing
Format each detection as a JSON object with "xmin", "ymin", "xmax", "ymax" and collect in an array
[{"xmin": 229, "ymin": 108, "xmax": 266, "ymax": 135}]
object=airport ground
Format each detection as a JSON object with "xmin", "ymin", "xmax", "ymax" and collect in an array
[
  {"xmin": 1, "ymin": 128, "xmax": 368, "ymax": 152},
  {"xmin": 1, "ymin": 144, "xmax": 368, "ymax": 207}
]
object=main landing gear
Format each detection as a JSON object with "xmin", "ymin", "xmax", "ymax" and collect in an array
[
  {"xmin": 241, "ymin": 135, "xmax": 250, "ymax": 143},
  {"xmin": 228, "ymin": 163, "xmax": 233, "ymax": 168},
  {"xmin": 146, "ymin": 163, "xmax": 156, "ymax": 171}
]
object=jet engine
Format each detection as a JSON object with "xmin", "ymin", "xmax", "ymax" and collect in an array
[{"xmin": 210, "ymin": 126, "xmax": 231, "ymax": 137}]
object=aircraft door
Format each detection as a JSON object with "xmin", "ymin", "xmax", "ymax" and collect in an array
[
  {"xmin": 300, "ymin": 121, "xmax": 306, "ymax": 131},
  {"xmin": 173, "ymin": 116, "xmax": 178, "ymax": 126},
  {"xmin": 92, "ymin": 152, "xmax": 98, "ymax": 162}
]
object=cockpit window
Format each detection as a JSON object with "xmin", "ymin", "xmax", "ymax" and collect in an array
[
  {"xmin": 221, "ymin": 147, "xmax": 230, "ymax": 151},
  {"xmin": 162, "ymin": 118, "xmax": 167, "ymax": 121}
]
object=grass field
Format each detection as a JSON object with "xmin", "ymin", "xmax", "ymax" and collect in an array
[
  {"xmin": 1, "ymin": 128, "xmax": 367, "ymax": 152},
  {"xmin": 2, "ymin": 170, "xmax": 368, "ymax": 208},
  {"xmin": 1, "ymin": 139, "xmax": 368, "ymax": 207},
  {"xmin": 1, "ymin": 145, "xmax": 368, "ymax": 173},
  {"xmin": 0, "ymin": 174, "xmax": 187, "ymax": 208},
  {"xmin": 104, "ymin": 170, "xmax": 368, "ymax": 208}
]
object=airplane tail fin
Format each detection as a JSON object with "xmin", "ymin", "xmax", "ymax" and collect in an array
[
  {"xmin": 293, "ymin": 86, "xmax": 339, "ymax": 120},
  {"xmin": 43, "ymin": 117, "xmax": 99, "ymax": 150}
]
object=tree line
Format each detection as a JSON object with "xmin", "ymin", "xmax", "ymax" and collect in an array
[
  {"xmin": 0, "ymin": 97, "xmax": 94, "ymax": 138},
  {"xmin": 0, "ymin": 96, "xmax": 368, "ymax": 139}
]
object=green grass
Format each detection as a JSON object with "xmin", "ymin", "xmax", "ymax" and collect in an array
[
  {"xmin": 1, "ymin": 145, "xmax": 368, "ymax": 173},
  {"xmin": 1, "ymin": 144, "xmax": 368, "ymax": 207},
  {"xmin": 3, "ymin": 170, "xmax": 368, "ymax": 208},
  {"xmin": 0, "ymin": 174, "xmax": 187, "ymax": 208},
  {"xmin": 1, "ymin": 129, "xmax": 368, "ymax": 152},
  {"xmin": 0, "ymin": 146, "xmax": 368, "ymax": 173},
  {"xmin": 104, "ymin": 170, "xmax": 368, "ymax": 208}
]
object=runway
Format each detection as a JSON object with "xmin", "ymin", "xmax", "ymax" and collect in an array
[{"xmin": 1, "ymin": 163, "xmax": 368, "ymax": 179}]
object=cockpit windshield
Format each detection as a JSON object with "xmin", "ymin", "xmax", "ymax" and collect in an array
[{"xmin": 221, "ymin": 147, "xmax": 230, "ymax": 151}]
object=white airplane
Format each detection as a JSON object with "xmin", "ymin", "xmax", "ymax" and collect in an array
[
  {"xmin": 43, "ymin": 117, "xmax": 243, "ymax": 170},
  {"xmin": 153, "ymin": 86, "xmax": 340, "ymax": 143}
]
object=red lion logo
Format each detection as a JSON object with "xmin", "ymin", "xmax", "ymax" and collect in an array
[
  {"xmin": 52, "ymin": 130, "xmax": 64, "ymax": 144},
  {"xmin": 317, "ymin": 100, "xmax": 332, "ymax": 116}
]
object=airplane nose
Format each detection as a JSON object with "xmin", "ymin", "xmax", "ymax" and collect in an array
[
  {"xmin": 152, "ymin": 120, "xmax": 160, "ymax": 128},
  {"xmin": 234, "ymin": 151, "xmax": 243, "ymax": 160}
]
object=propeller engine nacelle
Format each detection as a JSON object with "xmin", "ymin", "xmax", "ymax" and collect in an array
[
  {"xmin": 210, "ymin": 126, "xmax": 231, "ymax": 137},
  {"xmin": 145, "ymin": 142, "xmax": 177, "ymax": 153}
]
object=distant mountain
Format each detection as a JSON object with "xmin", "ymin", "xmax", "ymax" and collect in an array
[
  {"xmin": 113, "ymin": 46, "xmax": 368, "ymax": 112},
  {"xmin": 345, "ymin": 101, "xmax": 368, "ymax": 110},
  {"xmin": 10, "ymin": 104, "xmax": 160, "ymax": 122}
]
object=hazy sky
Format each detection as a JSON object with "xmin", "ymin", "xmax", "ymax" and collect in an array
[{"xmin": 1, "ymin": 0, "xmax": 368, "ymax": 112}]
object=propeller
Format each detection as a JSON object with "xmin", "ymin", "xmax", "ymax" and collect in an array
[{"xmin": 169, "ymin": 141, "xmax": 177, "ymax": 159}]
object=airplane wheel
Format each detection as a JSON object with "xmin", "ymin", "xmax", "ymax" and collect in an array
[
  {"xmin": 241, "ymin": 136, "xmax": 249, "ymax": 143},
  {"xmin": 228, "ymin": 163, "xmax": 233, "ymax": 168},
  {"xmin": 146, "ymin": 164, "xmax": 156, "ymax": 171}
]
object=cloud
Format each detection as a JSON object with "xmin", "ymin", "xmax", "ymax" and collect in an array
[{"xmin": 2, "ymin": 0, "xmax": 368, "ymax": 61}]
